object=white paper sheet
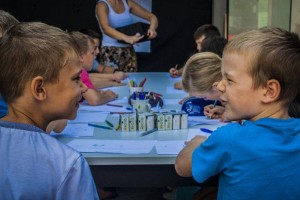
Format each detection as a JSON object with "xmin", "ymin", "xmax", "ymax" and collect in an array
[
  {"xmin": 78, "ymin": 104, "xmax": 131, "ymax": 113},
  {"xmin": 51, "ymin": 123, "xmax": 94, "ymax": 137},
  {"xmin": 155, "ymin": 141, "xmax": 185, "ymax": 155},
  {"xmin": 166, "ymin": 86, "xmax": 187, "ymax": 95},
  {"xmin": 66, "ymin": 139, "xmax": 155, "ymax": 154},
  {"xmin": 163, "ymin": 99, "xmax": 182, "ymax": 105},
  {"xmin": 188, "ymin": 116, "xmax": 227, "ymax": 126},
  {"xmin": 70, "ymin": 112, "xmax": 107, "ymax": 123}
]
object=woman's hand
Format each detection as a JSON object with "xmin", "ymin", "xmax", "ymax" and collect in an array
[
  {"xmin": 123, "ymin": 33, "xmax": 144, "ymax": 44},
  {"xmin": 147, "ymin": 28, "xmax": 157, "ymax": 39}
]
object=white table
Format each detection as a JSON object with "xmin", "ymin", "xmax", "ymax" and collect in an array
[{"xmin": 56, "ymin": 72, "xmax": 222, "ymax": 187}]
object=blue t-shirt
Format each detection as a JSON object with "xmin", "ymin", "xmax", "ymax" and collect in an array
[
  {"xmin": 192, "ymin": 118, "xmax": 300, "ymax": 200},
  {"xmin": 0, "ymin": 95, "xmax": 7, "ymax": 118},
  {"xmin": 0, "ymin": 121, "xmax": 99, "ymax": 200}
]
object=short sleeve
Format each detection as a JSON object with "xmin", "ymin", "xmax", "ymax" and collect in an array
[
  {"xmin": 192, "ymin": 126, "xmax": 232, "ymax": 183},
  {"xmin": 56, "ymin": 155, "xmax": 99, "ymax": 200}
]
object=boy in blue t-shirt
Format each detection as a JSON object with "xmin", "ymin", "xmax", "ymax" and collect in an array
[{"xmin": 175, "ymin": 27, "xmax": 300, "ymax": 199}]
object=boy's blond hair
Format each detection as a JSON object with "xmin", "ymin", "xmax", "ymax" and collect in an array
[
  {"xmin": 0, "ymin": 22, "xmax": 80, "ymax": 103},
  {"xmin": 70, "ymin": 31, "xmax": 94, "ymax": 55},
  {"xmin": 224, "ymin": 27, "xmax": 300, "ymax": 107},
  {"xmin": 182, "ymin": 52, "xmax": 222, "ymax": 94}
]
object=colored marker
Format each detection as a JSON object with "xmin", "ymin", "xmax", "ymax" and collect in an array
[
  {"xmin": 210, "ymin": 100, "xmax": 218, "ymax": 119},
  {"xmin": 106, "ymin": 103, "xmax": 123, "ymax": 108},
  {"xmin": 88, "ymin": 123, "xmax": 113, "ymax": 130},
  {"xmin": 200, "ymin": 128, "xmax": 213, "ymax": 134},
  {"xmin": 140, "ymin": 128, "xmax": 158, "ymax": 137}
]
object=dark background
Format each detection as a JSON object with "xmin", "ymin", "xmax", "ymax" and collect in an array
[{"xmin": 0, "ymin": 0, "xmax": 212, "ymax": 72}]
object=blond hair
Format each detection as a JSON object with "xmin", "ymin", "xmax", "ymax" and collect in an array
[
  {"xmin": 70, "ymin": 31, "xmax": 94, "ymax": 55},
  {"xmin": 182, "ymin": 52, "xmax": 222, "ymax": 94}
]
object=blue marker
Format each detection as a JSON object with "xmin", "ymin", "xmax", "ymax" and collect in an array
[{"xmin": 200, "ymin": 128, "xmax": 213, "ymax": 134}]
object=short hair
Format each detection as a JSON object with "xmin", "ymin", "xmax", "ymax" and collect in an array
[
  {"xmin": 0, "ymin": 9, "xmax": 19, "ymax": 36},
  {"xmin": 201, "ymin": 36, "xmax": 228, "ymax": 57},
  {"xmin": 0, "ymin": 22, "xmax": 80, "ymax": 103},
  {"xmin": 70, "ymin": 31, "xmax": 94, "ymax": 55},
  {"xmin": 224, "ymin": 27, "xmax": 300, "ymax": 106},
  {"xmin": 182, "ymin": 52, "xmax": 222, "ymax": 94},
  {"xmin": 193, "ymin": 24, "xmax": 221, "ymax": 40},
  {"xmin": 79, "ymin": 28, "xmax": 102, "ymax": 41}
]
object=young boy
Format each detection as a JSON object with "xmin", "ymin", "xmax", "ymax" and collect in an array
[
  {"xmin": 70, "ymin": 31, "xmax": 118, "ymax": 106},
  {"xmin": 169, "ymin": 24, "xmax": 221, "ymax": 78},
  {"xmin": 175, "ymin": 27, "xmax": 300, "ymax": 199},
  {"xmin": 0, "ymin": 22, "xmax": 99, "ymax": 199}
]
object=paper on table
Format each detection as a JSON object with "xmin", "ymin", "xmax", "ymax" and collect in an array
[
  {"xmin": 166, "ymin": 86, "xmax": 187, "ymax": 95},
  {"xmin": 163, "ymin": 99, "xmax": 182, "ymax": 105},
  {"xmin": 186, "ymin": 123, "xmax": 226, "ymax": 141},
  {"xmin": 155, "ymin": 141, "xmax": 185, "ymax": 155},
  {"xmin": 69, "ymin": 112, "xmax": 107, "ymax": 123},
  {"xmin": 188, "ymin": 116, "xmax": 227, "ymax": 126},
  {"xmin": 66, "ymin": 139, "xmax": 155, "ymax": 154},
  {"xmin": 51, "ymin": 123, "xmax": 94, "ymax": 137},
  {"xmin": 78, "ymin": 104, "xmax": 131, "ymax": 113},
  {"xmin": 186, "ymin": 128, "xmax": 212, "ymax": 141}
]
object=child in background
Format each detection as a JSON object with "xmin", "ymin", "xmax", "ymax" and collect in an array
[
  {"xmin": 79, "ymin": 29, "xmax": 128, "ymax": 88},
  {"xmin": 169, "ymin": 24, "xmax": 221, "ymax": 78},
  {"xmin": 173, "ymin": 36, "xmax": 227, "ymax": 90},
  {"xmin": 175, "ymin": 27, "xmax": 300, "ymax": 199},
  {"xmin": 181, "ymin": 52, "xmax": 225, "ymax": 120},
  {"xmin": 71, "ymin": 31, "xmax": 118, "ymax": 106},
  {"xmin": 0, "ymin": 22, "xmax": 98, "ymax": 199}
]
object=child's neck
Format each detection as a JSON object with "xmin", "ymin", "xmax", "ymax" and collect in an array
[
  {"xmin": 3, "ymin": 105, "xmax": 47, "ymax": 131},
  {"xmin": 251, "ymin": 103, "xmax": 289, "ymax": 121}
]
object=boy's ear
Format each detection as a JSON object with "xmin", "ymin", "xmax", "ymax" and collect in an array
[
  {"xmin": 212, "ymin": 81, "xmax": 219, "ymax": 89},
  {"xmin": 262, "ymin": 79, "xmax": 280, "ymax": 103},
  {"xmin": 30, "ymin": 76, "xmax": 47, "ymax": 101}
]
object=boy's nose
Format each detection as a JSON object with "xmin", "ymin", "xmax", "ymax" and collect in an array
[{"xmin": 217, "ymin": 80, "xmax": 225, "ymax": 92}]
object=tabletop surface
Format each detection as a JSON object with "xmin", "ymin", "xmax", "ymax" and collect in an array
[{"xmin": 55, "ymin": 72, "xmax": 226, "ymax": 166}]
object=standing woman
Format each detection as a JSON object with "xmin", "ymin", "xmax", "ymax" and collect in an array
[{"xmin": 96, "ymin": 0, "xmax": 158, "ymax": 72}]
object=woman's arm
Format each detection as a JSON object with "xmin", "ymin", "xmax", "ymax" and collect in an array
[
  {"xmin": 127, "ymin": 0, "xmax": 158, "ymax": 39},
  {"xmin": 96, "ymin": 2, "xmax": 144, "ymax": 44}
]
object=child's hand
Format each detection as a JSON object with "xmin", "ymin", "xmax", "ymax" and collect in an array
[
  {"xmin": 169, "ymin": 68, "xmax": 179, "ymax": 78},
  {"xmin": 101, "ymin": 90, "xmax": 118, "ymax": 101},
  {"xmin": 113, "ymin": 71, "xmax": 128, "ymax": 81},
  {"xmin": 174, "ymin": 81, "xmax": 183, "ymax": 90},
  {"xmin": 204, "ymin": 105, "xmax": 225, "ymax": 119}
]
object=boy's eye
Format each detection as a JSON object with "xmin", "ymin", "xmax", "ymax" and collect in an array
[{"xmin": 74, "ymin": 76, "xmax": 81, "ymax": 82}]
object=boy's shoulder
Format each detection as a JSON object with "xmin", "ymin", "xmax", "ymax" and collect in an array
[{"xmin": 0, "ymin": 121, "xmax": 81, "ymax": 160}]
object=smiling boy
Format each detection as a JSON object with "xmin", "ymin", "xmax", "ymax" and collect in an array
[
  {"xmin": 0, "ymin": 22, "xmax": 99, "ymax": 199},
  {"xmin": 175, "ymin": 27, "xmax": 300, "ymax": 199}
]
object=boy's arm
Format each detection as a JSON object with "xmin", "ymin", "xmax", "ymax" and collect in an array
[
  {"xmin": 89, "ymin": 71, "xmax": 128, "ymax": 82},
  {"xmin": 175, "ymin": 136, "xmax": 206, "ymax": 177},
  {"xmin": 82, "ymin": 89, "xmax": 118, "ymax": 106}
]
